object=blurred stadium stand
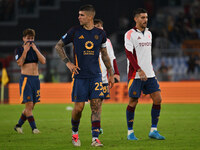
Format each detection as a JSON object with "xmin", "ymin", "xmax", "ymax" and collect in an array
[{"xmin": 0, "ymin": 0, "xmax": 200, "ymax": 83}]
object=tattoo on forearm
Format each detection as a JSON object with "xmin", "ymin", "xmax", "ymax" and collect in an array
[
  {"xmin": 90, "ymin": 99, "xmax": 102, "ymax": 121},
  {"xmin": 55, "ymin": 40, "xmax": 71, "ymax": 63}
]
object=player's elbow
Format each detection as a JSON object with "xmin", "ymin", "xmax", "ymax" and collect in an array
[
  {"xmin": 41, "ymin": 58, "xmax": 46, "ymax": 64},
  {"xmin": 55, "ymin": 43, "xmax": 62, "ymax": 52},
  {"xmin": 17, "ymin": 61, "xmax": 23, "ymax": 67}
]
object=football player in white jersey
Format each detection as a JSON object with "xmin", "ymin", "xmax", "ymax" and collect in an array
[
  {"xmin": 94, "ymin": 19, "xmax": 120, "ymax": 100},
  {"xmin": 124, "ymin": 8, "xmax": 165, "ymax": 140}
]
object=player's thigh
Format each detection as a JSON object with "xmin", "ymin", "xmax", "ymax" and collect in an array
[
  {"xmin": 19, "ymin": 76, "xmax": 33, "ymax": 104},
  {"xmin": 143, "ymin": 77, "xmax": 161, "ymax": 95},
  {"xmin": 32, "ymin": 77, "xmax": 40, "ymax": 104},
  {"xmin": 72, "ymin": 78, "xmax": 89, "ymax": 102},
  {"xmin": 89, "ymin": 77, "xmax": 104, "ymax": 100},
  {"xmin": 128, "ymin": 79, "xmax": 143, "ymax": 98}
]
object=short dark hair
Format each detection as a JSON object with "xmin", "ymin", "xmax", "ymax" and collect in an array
[
  {"xmin": 133, "ymin": 8, "xmax": 147, "ymax": 17},
  {"xmin": 23, "ymin": 28, "xmax": 35, "ymax": 37},
  {"xmin": 79, "ymin": 4, "xmax": 96, "ymax": 16},
  {"xmin": 94, "ymin": 19, "xmax": 103, "ymax": 26}
]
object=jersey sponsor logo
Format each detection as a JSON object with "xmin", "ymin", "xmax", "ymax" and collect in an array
[
  {"xmin": 79, "ymin": 35, "xmax": 84, "ymax": 39},
  {"xmin": 139, "ymin": 42, "xmax": 152, "ymax": 47},
  {"xmin": 85, "ymin": 41, "xmax": 94, "ymax": 50},
  {"xmin": 94, "ymin": 35, "xmax": 99, "ymax": 40}
]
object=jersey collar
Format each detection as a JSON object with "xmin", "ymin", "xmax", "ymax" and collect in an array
[{"xmin": 133, "ymin": 27, "xmax": 149, "ymax": 33}]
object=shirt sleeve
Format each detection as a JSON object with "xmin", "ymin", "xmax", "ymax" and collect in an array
[
  {"xmin": 124, "ymin": 30, "xmax": 140, "ymax": 70},
  {"xmin": 61, "ymin": 27, "xmax": 76, "ymax": 45},
  {"xmin": 15, "ymin": 48, "xmax": 22, "ymax": 61},
  {"xmin": 101, "ymin": 30, "xmax": 107, "ymax": 48}
]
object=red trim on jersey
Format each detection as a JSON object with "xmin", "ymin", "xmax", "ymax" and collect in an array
[
  {"xmin": 125, "ymin": 48, "xmax": 140, "ymax": 80},
  {"xmin": 113, "ymin": 59, "xmax": 120, "ymax": 75}
]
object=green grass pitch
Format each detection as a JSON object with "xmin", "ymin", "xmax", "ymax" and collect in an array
[{"xmin": 0, "ymin": 103, "xmax": 200, "ymax": 150}]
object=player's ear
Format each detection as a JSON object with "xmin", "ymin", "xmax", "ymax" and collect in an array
[{"xmin": 134, "ymin": 16, "xmax": 137, "ymax": 23}]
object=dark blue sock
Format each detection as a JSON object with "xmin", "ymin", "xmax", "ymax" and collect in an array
[
  {"xmin": 27, "ymin": 116, "xmax": 37, "ymax": 130},
  {"xmin": 92, "ymin": 120, "xmax": 100, "ymax": 138},
  {"xmin": 17, "ymin": 113, "xmax": 27, "ymax": 127},
  {"xmin": 126, "ymin": 105, "xmax": 135, "ymax": 130},
  {"xmin": 71, "ymin": 119, "xmax": 80, "ymax": 132},
  {"xmin": 151, "ymin": 104, "xmax": 161, "ymax": 128}
]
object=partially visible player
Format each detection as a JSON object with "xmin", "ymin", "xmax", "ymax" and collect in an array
[
  {"xmin": 124, "ymin": 8, "xmax": 165, "ymax": 140},
  {"xmin": 55, "ymin": 5, "xmax": 114, "ymax": 147},
  {"xmin": 94, "ymin": 19, "xmax": 120, "ymax": 100},
  {"xmin": 14, "ymin": 28, "xmax": 46, "ymax": 134}
]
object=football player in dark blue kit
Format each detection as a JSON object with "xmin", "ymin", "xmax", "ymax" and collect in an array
[
  {"xmin": 55, "ymin": 4, "xmax": 114, "ymax": 147},
  {"xmin": 14, "ymin": 28, "xmax": 46, "ymax": 134}
]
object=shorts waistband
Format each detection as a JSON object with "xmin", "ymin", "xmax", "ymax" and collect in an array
[{"xmin": 21, "ymin": 74, "xmax": 39, "ymax": 78}]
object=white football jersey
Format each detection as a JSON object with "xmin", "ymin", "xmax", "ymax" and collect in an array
[
  {"xmin": 100, "ymin": 38, "xmax": 115, "ymax": 83},
  {"xmin": 124, "ymin": 27, "xmax": 155, "ymax": 79}
]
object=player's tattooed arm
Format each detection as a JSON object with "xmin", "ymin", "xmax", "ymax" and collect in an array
[
  {"xmin": 90, "ymin": 99, "xmax": 102, "ymax": 121},
  {"xmin": 55, "ymin": 40, "xmax": 80, "ymax": 74},
  {"xmin": 100, "ymin": 47, "xmax": 114, "ymax": 76},
  {"xmin": 55, "ymin": 39, "xmax": 71, "ymax": 63}
]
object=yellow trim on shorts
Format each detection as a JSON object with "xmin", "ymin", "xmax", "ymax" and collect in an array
[
  {"xmin": 20, "ymin": 77, "xmax": 27, "ymax": 103},
  {"xmin": 71, "ymin": 78, "xmax": 75, "ymax": 91},
  {"xmin": 128, "ymin": 79, "xmax": 134, "ymax": 90}
]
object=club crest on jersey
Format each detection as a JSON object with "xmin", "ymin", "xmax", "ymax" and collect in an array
[
  {"xmin": 94, "ymin": 35, "xmax": 99, "ymax": 40},
  {"xmin": 79, "ymin": 35, "xmax": 84, "ymax": 39},
  {"xmin": 85, "ymin": 41, "xmax": 94, "ymax": 50}
]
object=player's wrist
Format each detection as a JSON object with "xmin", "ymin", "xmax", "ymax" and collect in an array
[
  {"xmin": 63, "ymin": 57, "xmax": 71, "ymax": 64},
  {"xmin": 137, "ymin": 68, "xmax": 142, "ymax": 72}
]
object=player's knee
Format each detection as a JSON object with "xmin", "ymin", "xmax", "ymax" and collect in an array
[
  {"xmin": 154, "ymin": 97, "xmax": 162, "ymax": 105},
  {"xmin": 74, "ymin": 105, "xmax": 84, "ymax": 113},
  {"xmin": 128, "ymin": 98, "xmax": 138, "ymax": 107}
]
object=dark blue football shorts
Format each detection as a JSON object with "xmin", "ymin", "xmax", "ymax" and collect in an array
[
  {"xmin": 128, "ymin": 77, "xmax": 160, "ymax": 98},
  {"xmin": 72, "ymin": 77, "xmax": 104, "ymax": 102},
  {"xmin": 19, "ymin": 74, "xmax": 40, "ymax": 104}
]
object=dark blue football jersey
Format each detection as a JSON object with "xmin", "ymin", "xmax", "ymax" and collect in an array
[
  {"xmin": 15, "ymin": 46, "xmax": 38, "ymax": 64},
  {"xmin": 62, "ymin": 25, "xmax": 107, "ymax": 78}
]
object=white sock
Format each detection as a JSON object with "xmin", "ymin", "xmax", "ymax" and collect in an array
[
  {"xmin": 128, "ymin": 130, "xmax": 134, "ymax": 135},
  {"xmin": 72, "ymin": 131, "xmax": 78, "ymax": 135},
  {"xmin": 150, "ymin": 127, "xmax": 157, "ymax": 132},
  {"xmin": 92, "ymin": 137, "xmax": 98, "ymax": 141}
]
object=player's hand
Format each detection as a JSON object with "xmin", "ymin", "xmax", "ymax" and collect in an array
[
  {"xmin": 23, "ymin": 41, "xmax": 31, "ymax": 52},
  {"xmin": 114, "ymin": 74, "xmax": 120, "ymax": 83},
  {"xmin": 138, "ymin": 69, "xmax": 147, "ymax": 81},
  {"xmin": 66, "ymin": 62, "xmax": 80, "ymax": 74},
  {"xmin": 31, "ymin": 42, "xmax": 38, "ymax": 51},
  {"xmin": 108, "ymin": 75, "xmax": 114, "ymax": 89}
]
